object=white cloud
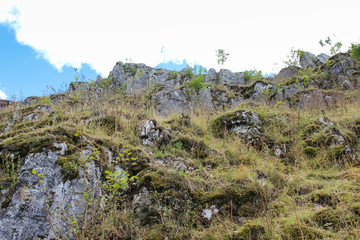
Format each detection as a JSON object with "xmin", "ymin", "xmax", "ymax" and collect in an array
[
  {"xmin": 0, "ymin": 89, "xmax": 7, "ymax": 99},
  {"xmin": 1, "ymin": 0, "xmax": 360, "ymax": 75}
]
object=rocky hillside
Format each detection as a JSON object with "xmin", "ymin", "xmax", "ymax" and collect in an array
[{"xmin": 0, "ymin": 50, "xmax": 360, "ymax": 239}]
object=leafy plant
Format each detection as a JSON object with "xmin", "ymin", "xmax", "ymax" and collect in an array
[
  {"xmin": 319, "ymin": 36, "xmax": 342, "ymax": 55},
  {"xmin": 283, "ymin": 48, "xmax": 305, "ymax": 68},
  {"xmin": 298, "ymin": 67, "xmax": 313, "ymax": 88},
  {"xmin": 216, "ymin": 49, "xmax": 230, "ymax": 66},
  {"xmin": 103, "ymin": 170, "xmax": 136, "ymax": 194},
  {"xmin": 350, "ymin": 43, "xmax": 360, "ymax": 63},
  {"xmin": 188, "ymin": 66, "xmax": 209, "ymax": 92},
  {"xmin": 244, "ymin": 69, "xmax": 263, "ymax": 82}
]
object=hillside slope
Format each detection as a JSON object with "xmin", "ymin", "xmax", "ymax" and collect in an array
[{"xmin": 1, "ymin": 51, "xmax": 360, "ymax": 239}]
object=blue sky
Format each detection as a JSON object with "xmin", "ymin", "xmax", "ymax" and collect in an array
[
  {"xmin": 0, "ymin": 0, "xmax": 359, "ymax": 99},
  {"xmin": 0, "ymin": 24, "xmax": 98, "ymax": 99},
  {"xmin": 0, "ymin": 23, "xmax": 189, "ymax": 99}
]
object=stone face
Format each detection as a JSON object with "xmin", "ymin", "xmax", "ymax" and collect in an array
[
  {"xmin": 107, "ymin": 62, "xmax": 177, "ymax": 94},
  {"xmin": 140, "ymin": 119, "xmax": 170, "ymax": 147},
  {"xmin": 328, "ymin": 56, "xmax": 357, "ymax": 81},
  {"xmin": 275, "ymin": 66, "xmax": 301, "ymax": 81},
  {"xmin": 219, "ymin": 69, "xmax": 246, "ymax": 85},
  {"xmin": 300, "ymin": 52, "xmax": 318, "ymax": 69},
  {"xmin": 23, "ymin": 96, "xmax": 42, "ymax": 106},
  {"xmin": 205, "ymin": 68, "xmax": 217, "ymax": 83},
  {"xmin": 151, "ymin": 87, "xmax": 192, "ymax": 116},
  {"xmin": 0, "ymin": 143, "xmax": 102, "ymax": 240},
  {"xmin": 212, "ymin": 110, "xmax": 264, "ymax": 147},
  {"xmin": 189, "ymin": 88, "xmax": 214, "ymax": 111},
  {"xmin": 316, "ymin": 53, "xmax": 330, "ymax": 64},
  {"xmin": 67, "ymin": 82, "xmax": 92, "ymax": 95}
]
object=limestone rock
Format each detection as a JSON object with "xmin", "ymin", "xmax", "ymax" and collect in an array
[
  {"xmin": 219, "ymin": 69, "xmax": 245, "ymax": 85},
  {"xmin": 275, "ymin": 66, "xmax": 301, "ymax": 81},
  {"xmin": 303, "ymin": 117, "xmax": 357, "ymax": 163},
  {"xmin": 205, "ymin": 68, "xmax": 217, "ymax": 83},
  {"xmin": 140, "ymin": 119, "xmax": 170, "ymax": 147},
  {"xmin": 67, "ymin": 81, "xmax": 92, "ymax": 96},
  {"xmin": 211, "ymin": 110, "xmax": 264, "ymax": 147},
  {"xmin": 300, "ymin": 52, "xmax": 318, "ymax": 69},
  {"xmin": 0, "ymin": 144, "xmax": 102, "ymax": 240},
  {"xmin": 106, "ymin": 62, "xmax": 178, "ymax": 94},
  {"xmin": 150, "ymin": 87, "xmax": 192, "ymax": 116},
  {"xmin": 316, "ymin": 53, "xmax": 330, "ymax": 65}
]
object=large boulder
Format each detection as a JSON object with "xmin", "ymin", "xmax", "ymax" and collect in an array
[
  {"xmin": 205, "ymin": 68, "xmax": 217, "ymax": 83},
  {"xmin": 150, "ymin": 87, "xmax": 192, "ymax": 116},
  {"xmin": 218, "ymin": 69, "xmax": 246, "ymax": 85},
  {"xmin": 316, "ymin": 53, "xmax": 330, "ymax": 65},
  {"xmin": 211, "ymin": 110, "xmax": 264, "ymax": 147},
  {"xmin": 106, "ymin": 62, "xmax": 181, "ymax": 94},
  {"xmin": 300, "ymin": 52, "xmax": 318, "ymax": 69},
  {"xmin": 275, "ymin": 66, "xmax": 301, "ymax": 81},
  {"xmin": 318, "ymin": 53, "xmax": 360, "ymax": 89},
  {"xmin": 300, "ymin": 52, "xmax": 330, "ymax": 69},
  {"xmin": 289, "ymin": 89, "xmax": 345, "ymax": 109}
]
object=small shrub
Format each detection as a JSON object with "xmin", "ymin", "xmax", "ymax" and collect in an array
[
  {"xmin": 350, "ymin": 43, "xmax": 360, "ymax": 63},
  {"xmin": 244, "ymin": 69, "xmax": 263, "ymax": 82},
  {"xmin": 284, "ymin": 48, "xmax": 305, "ymax": 68},
  {"xmin": 188, "ymin": 66, "xmax": 209, "ymax": 92}
]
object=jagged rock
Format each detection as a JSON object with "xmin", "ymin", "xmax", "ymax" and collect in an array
[
  {"xmin": 316, "ymin": 53, "xmax": 330, "ymax": 64},
  {"xmin": 67, "ymin": 81, "xmax": 92, "ymax": 95},
  {"xmin": 0, "ymin": 143, "xmax": 102, "ymax": 240},
  {"xmin": 211, "ymin": 110, "xmax": 264, "ymax": 147},
  {"xmin": 299, "ymin": 52, "xmax": 329, "ymax": 69},
  {"xmin": 275, "ymin": 66, "xmax": 301, "ymax": 81},
  {"xmin": 189, "ymin": 88, "xmax": 214, "ymax": 111},
  {"xmin": 274, "ymin": 85, "xmax": 300, "ymax": 101},
  {"xmin": 327, "ymin": 56, "xmax": 358, "ymax": 85},
  {"xmin": 23, "ymin": 96, "xmax": 41, "ymax": 106},
  {"xmin": 205, "ymin": 68, "xmax": 217, "ymax": 83},
  {"xmin": 219, "ymin": 69, "xmax": 245, "ymax": 85},
  {"xmin": 140, "ymin": 119, "xmax": 170, "ymax": 147},
  {"xmin": 303, "ymin": 117, "xmax": 357, "ymax": 163},
  {"xmin": 250, "ymin": 82, "xmax": 277, "ymax": 102},
  {"xmin": 289, "ymin": 89, "xmax": 345, "ymax": 109},
  {"xmin": 150, "ymin": 87, "xmax": 192, "ymax": 116},
  {"xmin": 300, "ymin": 52, "xmax": 318, "ymax": 69},
  {"xmin": 107, "ymin": 62, "xmax": 179, "ymax": 94},
  {"xmin": 342, "ymin": 79, "xmax": 354, "ymax": 90}
]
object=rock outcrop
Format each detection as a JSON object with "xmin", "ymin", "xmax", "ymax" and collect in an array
[
  {"xmin": 1, "ymin": 48, "xmax": 360, "ymax": 239},
  {"xmin": 0, "ymin": 143, "xmax": 102, "ymax": 240}
]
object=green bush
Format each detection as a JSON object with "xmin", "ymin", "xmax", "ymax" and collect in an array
[
  {"xmin": 350, "ymin": 43, "xmax": 360, "ymax": 63},
  {"xmin": 188, "ymin": 66, "xmax": 209, "ymax": 92},
  {"xmin": 244, "ymin": 69, "xmax": 263, "ymax": 82}
]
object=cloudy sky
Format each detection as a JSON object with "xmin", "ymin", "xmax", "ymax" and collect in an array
[{"xmin": 0, "ymin": 0, "xmax": 359, "ymax": 99}]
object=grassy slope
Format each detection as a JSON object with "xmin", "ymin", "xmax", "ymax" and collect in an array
[{"xmin": 0, "ymin": 85, "xmax": 360, "ymax": 239}]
